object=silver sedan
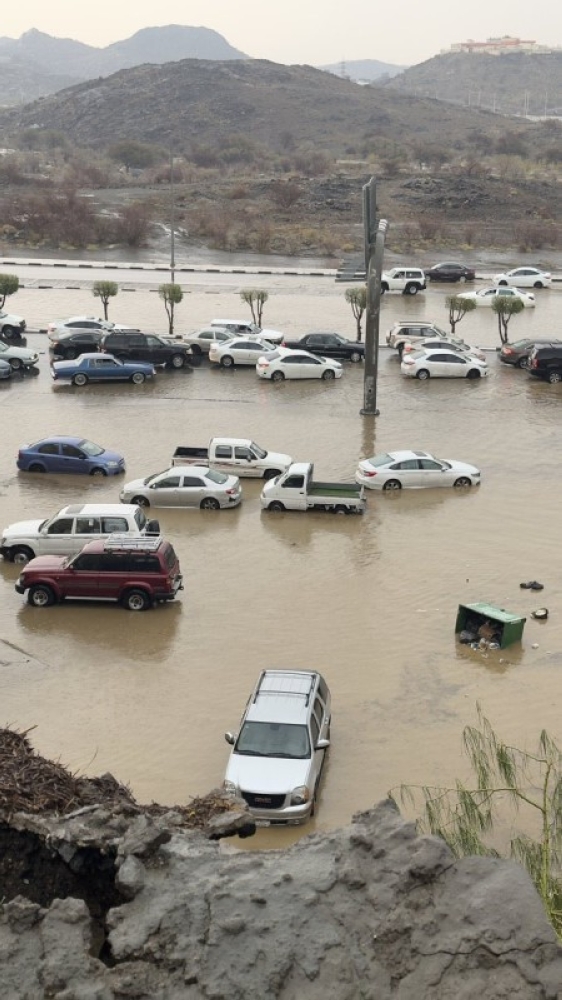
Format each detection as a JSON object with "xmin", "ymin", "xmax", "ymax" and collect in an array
[{"xmin": 120, "ymin": 465, "xmax": 242, "ymax": 509}]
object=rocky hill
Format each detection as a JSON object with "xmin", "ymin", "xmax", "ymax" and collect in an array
[{"xmin": 320, "ymin": 58, "xmax": 406, "ymax": 82}]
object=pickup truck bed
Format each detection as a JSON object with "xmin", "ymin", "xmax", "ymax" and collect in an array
[
  {"xmin": 308, "ymin": 482, "xmax": 363, "ymax": 498},
  {"xmin": 173, "ymin": 447, "xmax": 208, "ymax": 463}
]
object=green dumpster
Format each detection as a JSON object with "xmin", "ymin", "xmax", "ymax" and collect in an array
[{"xmin": 456, "ymin": 602, "xmax": 526, "ymax": 649}]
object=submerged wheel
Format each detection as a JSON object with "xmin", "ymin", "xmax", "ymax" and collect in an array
[
  {"xmin": 200, "ymin": 497, "xmax": 220, "ymax": 510},
  {"xmin": 170, "ymin": 354, "xmax": 185, "ymax": 369},
  {"xmin": 405, "ymin": 284, "xmax": 419, "ymax": 295},
  {"xmin": 131, "ymin": 495, "xmax": 149, "ymax": 507},
  {"xmin": 28, "ymin": 584, "xmax": 55, "ymax": 608},
  {"xmin": 334, "ymin": 505, "xmax": 348, "ymax": 514},
  {"xmin": 28, "ymin": 462, "xmax": 46, "ymax": 473},
  {"xmin": 517, "ymin": 357, "xmax": 529, "ymax": 369},
  {"xmin": 268, "ymin": 501, "xmax": 285, "ymax": 512},
  {"xmin": 416, "ymin": 369, "xmax": 430, "ymax": 380},
  {"xmin": 9, "ymin": 358, "xmax": 22, "ymax": 370},
  {"xmin": 220, "ymin": 355, "xmax": 234, "ymax": 368},
  {"xmin": 466, "ymin": 369, "xmax": 481, "ymax": 380},
  {"xmin": 271, "ymin": 370, "xmax": 285, "ymax": 382},
  {"xmin": 548, "ymin": 371, "xmax": 562, "ymax": 384},
  {"xmin": 383, "ymin": 479, "xmax": 402, "ymax": 492},
  {"xmin": 73, "ymin": 372, "xmax": 88, "ymax": 386},
  {"xmin": 454, "ymin": 477, "xmax": 472, "ymax": 488},
  {"xmin": 322, "ymin": 369, "xmax": 336, "ymax": 380},
  {"xmin": 533, "ymin": 281, "xmax": 544, "ymax": 289},
  {"xmin": 123, "ymin": 589, "xmax": 151, "ymax": 612},
  {"xmin": 2, "ymin": 325, "xmax": 18, "ymax": 339},
  {"xmin": 131, "ymin": 372, "xmax": 146, "ymax": 384},
  {"xmin": 90, "ymin": 467, "xmax": 107, "ymax": 477},
  {"xmin": 350, "ymin": 351, "xmax": 362, "ymax": 363},
  {"xmin": 11, "ymin": 546, "xmax": 34, "ymax": 564}
]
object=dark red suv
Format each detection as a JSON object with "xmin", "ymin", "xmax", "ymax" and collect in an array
[{"xmin": 15, "ymin": 535, "xmax": 183, "ymax": 611}]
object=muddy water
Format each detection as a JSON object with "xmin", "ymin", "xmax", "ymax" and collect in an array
[{"xmin": 1, "ymin": 277, "xmax": 562, "ymax": 850}]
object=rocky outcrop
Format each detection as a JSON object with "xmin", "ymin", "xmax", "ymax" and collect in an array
[{"xmin": 1, "ymin": 799, "xmax": 561, "ymax": 999}]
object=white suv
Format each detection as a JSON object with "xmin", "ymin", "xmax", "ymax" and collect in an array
[
  {"xmin": 381, "ymin": 268, "xmax": 426, "ymax": 295},
  {"xmin": 0, "ymin": 310, "xmax": 26, "ymax": 340},
  {"xmin": 224, "ymin": 669, "xmax": 331, "ymax": 825},
  {"xmin": 386, "ymin": 321, "xmax": 449, "ymax": 356}
]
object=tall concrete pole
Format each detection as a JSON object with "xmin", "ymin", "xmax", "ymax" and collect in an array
[
  {"xmin": 170, "ymin": 149, "xmax": 176, "ymax": 285},
  {"xmin": 361, "ymin": 177, "xmax": 388, "ymax": 416}
]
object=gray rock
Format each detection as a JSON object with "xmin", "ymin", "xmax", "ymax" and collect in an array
[{"xmin": 115, "ymin": 856, "xmax": 145, "ymax": 900}]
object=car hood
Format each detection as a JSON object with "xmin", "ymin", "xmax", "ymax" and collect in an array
[
  {"xmin": 263, "ymin": 451, "xmax": 292, "ymax": 466},
  {"xmin": 1, "ymin": 313, "xmax": 24, "ymax": 324},
  {"xmin": 442, "ymin": 460, "xmax": 480, "ymax": 474},
  {"xmin": 225, "ymin": 754, "xmax": 309, "ymax": 793},
  {"xmin": 97, "ymin": 449, "xmax": 125, "ymax": 464},
  {"xmin": 21, "ymin": 555, "xmax": 66, "ymax": 571},
  {"xmin": 0, "ymin": 346, "xmax": 36, "ymax": 360},
  {"xmin": 121, "ymin": 477, "xmax": 148, "ymax": 493},
  {"xmin": 3, "ymin": 519, "xmax": 46, "ymax": 539}
]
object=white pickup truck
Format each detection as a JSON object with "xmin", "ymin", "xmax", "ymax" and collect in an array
[
  {"xmin": 260, "ymin": 463, "xmax": 366, "ymax": 513},
  {"xmin": 171, "ymin": 438, "xmax": 292, "ymax": 479}
]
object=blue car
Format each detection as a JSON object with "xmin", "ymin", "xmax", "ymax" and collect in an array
[
  {"xmin": 17, "ymin": 436, "xmax": 126, "ymax": 476},
  {"xmin": 51, "ymin": 353, "xmax": 155, "ymax": 385},
  {"xmin": 0, "ymin": 360, "xmax": 11, "ymax": 380}
]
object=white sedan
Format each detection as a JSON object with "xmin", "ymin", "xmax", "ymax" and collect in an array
[
  {"xmin": 402, "ymin": 337, "xmax": 486, "ymax": 361},
  {"xmin": 457, "ymin": 286, "xmax": 535, "ymax": 308},
  {"xmin": 401, "ymin": 349, "xmax": 488, "ymax": 380},
  {"xmin": 119, "ymin": 466, "xmax": 242, "ymax": 510},
  {"xmin": 256, "ymin": 349, "xmax": 343, "ymax": 381},
  {"xmin": 493, "ymin": 267, "xmax": 551, "ymax": 289},
  {"xmin": 209, "ymin": 337, "xmax": 280, "ymax": 367},
  {"xmin": 355, "ymin": 450, "xmax": 481, "ymax": 490}
]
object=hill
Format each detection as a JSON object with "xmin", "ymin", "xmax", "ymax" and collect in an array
[{"xmin": 320, "ymin": 59, "xmax": 406, "ymax": 82}]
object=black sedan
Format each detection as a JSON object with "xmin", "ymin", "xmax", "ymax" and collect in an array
[
  {"xmin": 49, "ymin": 330, "xmax": 104, "ymax": 359},
  {"xmin": 281, "ymin": 332, "xmax": 365, "ymax": 362},
  {"xmin": 499, "ymin": 338, "xmax": 562, "ymax": 369},
  {"xmin": 424, "ymin": 262, "xmax": 476, "ymax": 283}
]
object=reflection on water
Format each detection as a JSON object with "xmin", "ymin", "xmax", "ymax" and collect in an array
[{"xmin": 1, "ymin": 283, "xmax": 562, "ymax": 845}]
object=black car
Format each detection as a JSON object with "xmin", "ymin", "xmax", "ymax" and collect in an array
[
  {"xmin": 424, "ymin": 262, "xmax": 476, "ymax": 283},
  {"xmin": 499, "ymin": 338, "xmax": 562, "ymax": 369},
  {"xmin": 49, "ymin": 330, "xmax": 104, "ymax": 359},
  {"xmin": 281, "ymin": 332, "xmax": 365, "ymax": 362},
  {"xmin": 100, "ymin": 331, "xmax": 193, "ymax": 369},
  {"xmin": 528, "ymin": 344, "xmax": 562, "ymax": 384}
]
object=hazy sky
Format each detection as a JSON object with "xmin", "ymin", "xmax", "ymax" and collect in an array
[{"xmin": 2, "ymin": 1, "xmax": 559, "ymax": 67}]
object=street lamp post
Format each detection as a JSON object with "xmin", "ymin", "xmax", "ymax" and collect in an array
[
  {"xmin": 361, "ymin": 177, "xmax": 388, "ymax": 417},
  {"xmin": 170, "ymin": 149, "xmax": 176, "ymax": 284}
]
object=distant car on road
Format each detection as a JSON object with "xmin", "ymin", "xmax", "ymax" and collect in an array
[
  {"xmin": 381, "ymin": 267, "xmax": 426, "ymax": 295},
  {"xmin": 183, "ymin": 327, "xmax": 235, "ymax": 357},
  {"xmin": 0, "ymin": 340, "xmax": 39, "ymax": 370},
  {"xmin": 100, "ymin": 331, "xmax": 192, "ymax": 369},
  {"xmin": 499, "ymin": 338, "xmax": 562, "ymax": 369},
  {"xmin": 401, "ymin": 349, "xmax": 488, "ymax": 380},
  {"xmin": 47, "ymin": 316, "xmax": 139, "ymax": 341},
  {"xmin": 424, "ymin": 262, "xmax": 476, "ymax": 282},
  {"xmin": 281, "ymin": 332, "xmax": 365, "ymax": 362},
  {"xmin": 493, "ymin": 267, "xmax": 551, "ymax": 289},
  {"xmin": 0, "ymin": 309, "xmax": 26, "ymax": 340},
  {"xmin": 51, "ymin": 353, "xmax": 155, "ymax": 385},
  {"xmin": 457, "ymin": 286, "xmax": 535, "ymax": 308},
  {"xmin": 402, "ymin": 337, "xmax": 486, "ymax": 361},
  {"xmin": 209, "ymin": 337, "xmax": 279, "ymax": 367},
  {"xmin": 49, "ymin": 330, "xmax": 105, "ymax": 359},
  {"xmin": 210, "ymin": 319, "xmax": 284, "ymax": 345},
  {"xmin": 17, "ymin": 436, "xmax": 126, "ymax": 476},
  {"xmin": 386, "ymin": 321, "xmax": 450, "ymax": 356},
  {"xmin": 355, "ymin": 450, "xmax": 481, "ymax": 490},
  {"xmin": 256, "ymin": 349, "xmax": 343, "ymax": 381},
  {"xmin": 120, "ymin": 466, "xmax": 242, "ymax": 510}
]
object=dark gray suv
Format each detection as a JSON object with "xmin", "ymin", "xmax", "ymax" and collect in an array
[{"xmin": 101, "ymin": 332, "xmax": 192, "ymax": 369}]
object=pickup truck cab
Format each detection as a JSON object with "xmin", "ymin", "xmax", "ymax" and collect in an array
[
  {"xmin": 0, "ymin": 503, "xmax": 159, "ymax": 564},
  {"xmin": 261, "ymin": 463, "xmax": 366, "ymax": 513},
  {"xmin": 172, "ymin": 438, "xmax": 292, "ymax": 479}
]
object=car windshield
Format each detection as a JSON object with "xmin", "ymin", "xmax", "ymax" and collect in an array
[
  {"xmin": 78, "ymin": 439, "xmax": 104, "ymax": 457},
  {"xmin": 367, "ymin": 453, "xmax": 393, "ymax": 468},
  {"xmin": 204, "ymin": 469, "xmax": 228, "ymax": 484},
  {"xmin": 250, "ymin": 442, "xmax": 267, "ymax": 459},
  {"xmin": 143, "ymin": 471, "xmax": 167, "ymax": 485},
  {"xmin": 235, "ymin": 721, "xmax": 311, "ymax": 759}
]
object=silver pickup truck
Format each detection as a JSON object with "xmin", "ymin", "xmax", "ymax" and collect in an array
[{"xmin": 172, "ymin": 438, "xmax": 292, "ymax": 479}]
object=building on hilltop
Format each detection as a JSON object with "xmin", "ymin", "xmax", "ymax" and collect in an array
[{"xmin": 447, "ymin": 36, "xmax": 560, "ymax": 56}]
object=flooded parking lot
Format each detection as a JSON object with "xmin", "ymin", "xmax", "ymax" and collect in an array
[{"xmin": 1, "ymin": 275, "xmax": 562, "ymax": 848}]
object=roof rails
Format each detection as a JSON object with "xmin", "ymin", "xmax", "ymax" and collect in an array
[
  {"xmin": 103, "ymin": 534, "xmax": 162, "ymax": 551},
  {"xmin": 253, "ymin": 670, "xmax": 316, "ymax": 705}
]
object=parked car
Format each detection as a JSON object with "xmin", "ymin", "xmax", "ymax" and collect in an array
[
  {"xmin": 49, "ymin": 330, "xmax": 105, "ymax": 359},
  {"xmin": 51, "ymin": 354, "xmax": 155, "ymax": 385},
  {"xmin": 0, "ymin": 309, "xmax": 26, "ymax": 339},
  {"xmin": 15, "ymin": 534, "xmax": 183, "ymax": 611},
  {"xmin": 183, "ymin": 327, "xmax": 234, "ymax": 356},
  {"xmin": 0, "ymin": 360, "xmax": 12, "ymax": 380},
  {"xmin": 47, "ymin": 316, "xmax": 139, "ymax": 341},
  {"xmin": 281, "ymin": 332, "xmax": 365, "ymax": 362},
  {"xmin": 0, "ymin": 503, "xmax": 159, "ymax": 564},
  {"xmin": 493, "ymin": 267, "xmax": 551, "ymax": 289},
  {"xmin": 499, "ymin": 338, "xmax": 562, "ymax": 369},
  {"xmin": 355, "ymin": 450, "xmax": 481, "ymax": 490},
  {"xmin": 261, "ymin": 462, "xmax": 365, "ymax": 514},
  {"xmin": 401, "ymin": 349, "xmax": 488, "ymax": 380},
  {"xmin": 0, "ymin": 341, "xmax": 39, "ymax": 371},
  {"xmin": 171, "ymin": 438, "xmax": 292, "ymax": 479},
  {"xmin": 402, "ymin": 337, "xmax": 486, "ymax": 361},
  {"xmin": 223, "ymin": 669, "xmax": 331, "ymax": 824},
  {"xmin": 120, "ymin": 466, "xmax": 242, "ymax": 510},
  {"xmin": 527, "ymin": 344, "xmax": 562, "ymax": 383},
  {"xmin": 256, "ymin": 349, "xmax": 343, "ymax": 381},
  {"xmin": 457, "ymin": 286, "xmax": 535, "ymax": 308},
  {"xmin": 381, "ymin": 267, "xmax": 426, "ymax": 295},
  {"xmin": 17, "ymin": 436, "xmax": 125, "ymax": 476},
  {"xmin": 424, "ymin": 262, "xmax": 476, "ymax": 282},
  {"xmin": 100, "ymin": 331, "xmax": 192, "ymax": 369},
  {"xmin": 209, "ymin": 337, "xmax": 279, "ymax": 367},
  {"xmin": 386, "ymin": 321, "xmax": 450, "ymax": 356},
  {"xmin": 210, "ymin": 319, "xmax": 284, "ymax": 345}
]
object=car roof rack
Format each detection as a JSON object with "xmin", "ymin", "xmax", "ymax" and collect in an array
[
  {"xmin": 103, "ymin": 534, "xmax": 162, "ymax": 551},
  {"xmin": 253, "ymin": 670, "xmax": 316, "ymax": 705}
]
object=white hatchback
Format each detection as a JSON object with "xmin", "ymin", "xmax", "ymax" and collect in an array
[
  {"xmin": 401, "ymin": 349, "xmax": 488, "ymax": 380},
  {"xmin": 493, "ymin": 267, "xmax": 551, "ymax": 289},
  {"xmin": 256, "ymin": 349, "xmax": 343, "ymax": 381}
]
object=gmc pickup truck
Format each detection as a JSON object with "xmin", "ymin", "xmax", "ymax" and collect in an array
[
  {"xmin": 171, "ymin": 438, "xmax": 292, "ymax": 479},
  {"xmin": 260, "ymin": 463, "xmax": 366, "ymax": 513}
]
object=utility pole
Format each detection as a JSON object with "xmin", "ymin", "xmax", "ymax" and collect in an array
[
  {"xmin": 361, "ymin": 177, "xmax": 388, "ymax": 417},
  {"xmin": 170, "ymin": 148, "xmax": 176, "ymax": 284}
]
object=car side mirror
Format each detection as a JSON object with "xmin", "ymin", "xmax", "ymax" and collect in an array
[
  {"xmin": 224, "ymin": 732, "xmax": 236, "ymax": 745},
  {"xmin": 316, "ymin": 739, "xmax": 330, "ymax": 750}
]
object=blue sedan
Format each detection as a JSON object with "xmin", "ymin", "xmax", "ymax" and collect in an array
[
  {"xmin": 51, "ymin": 353, "xmax": 155, "ymax": 385},
  {"xmin": 0, "ymin": 360, "xmax": 11, "ymax": 380},
  {"xmin": 17, "ymin": 436, "xmax": 126, "ymax": 476}
]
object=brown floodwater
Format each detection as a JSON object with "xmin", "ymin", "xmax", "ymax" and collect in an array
[{"xmin": 1, "ymin": 276, "xmax": 562, "ymax": 849}]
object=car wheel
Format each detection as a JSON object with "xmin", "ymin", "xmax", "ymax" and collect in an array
[
  {"xmin": 28, "ymin": 584, "xmax": 55, "ymax": 608},
  {"xmin": 11, "ymin": 546, "xmax": 34, "ymax": 564},
  {"xmin": 334, "ymin": 505, "xmax": 349, "ymax": 514},
  {"xmin": 534, "ymin": 281, "xmax": 544, "ymax": 289},
  {"xmin": 131, "ymin": 372, "xmax": 146, "ymax": 384},
  {"xmin": 548, "ymin": 371, "xmax": 562, "ymax": 384},
  {"xmin": 220, "ymin": 355, "xmax": 234, "ymax": 368},
  {"xmin": 9, "ymin": 358, "xmax": 22, "ymax": 370},
  {"xmin": 322, "ymin": 369, "xmax": 336, "ymax": 380},
  {"xmin": 73, "ymin": 373, "xmax": 88, "ymax": 386},
  {"xmin": 498, "ymin": 280, "xmax": 508, "ymax": 286},
  {"xmin": 122, "ymin": 589, "xmax": 151, "ymax": 612},
  {"xmin": 459, "ymin": 275, "xmax": 467, "ymax": 283},
  {"xmin": 517, "ymin": 357, "xmax": 529, "ymax": 369},
  {"xmin": 466, "ymin": 369, "xmax": 481, "ymax": 379},
  {"xmin": 65, "ymin": 348, "xmax": 77, "ymax": 360},
  {"xmin": 190, "ymin": 344, "xmax": 202, "ymax": 357},
  {"xmin": 170, "ymin": 354, "xmax": 185, "ymax": 369},
  {"xmin": 131, "ymin": 495, "xmax": 150, "ymax": 507},
  {"xmin": 2, "ymin": 325, "xmax": 18, "ymax": 339},
  {"xmin": 454, "ymin": 477, "xmax": 473, "ymax": 488},
  {"xmin": 268, "ymin": 501, "xmax": 285, "ymax": 512},
  {"xmin": 28, "ymin": 462, "xmax": 46, "ymax": 473},
  {"xmin": 405, "ymin": 284, "xmax": 419, "ymax": 295},
  {"xmin": 383, "ymin": 480, "xmax": 402, "ymax": 491},
  {"xmin": 350, "ymin": 351, "xmax": 362, "ymax": 363},
  {"xmin": 89, "ymin": 467, "xmax": 107, "ymax": 477},
  {"xmin": 200, "ymin": 497, "xmax": 220, "ymax": 510},
  {"xmin": 271, "ymin": 370, "xmax": 285, "ymax": 382},
  {"xmin": 416, "ymin": 369, "xmax": 430, "ymax": 380},
  {"xmin": 263, "ymin": 469, "xmax": 281, "ymax": 480}
]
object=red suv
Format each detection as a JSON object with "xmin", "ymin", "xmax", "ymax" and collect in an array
[{"xmin": 15, "ymin": 535, "xmax": 183, "ymax": 611}]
